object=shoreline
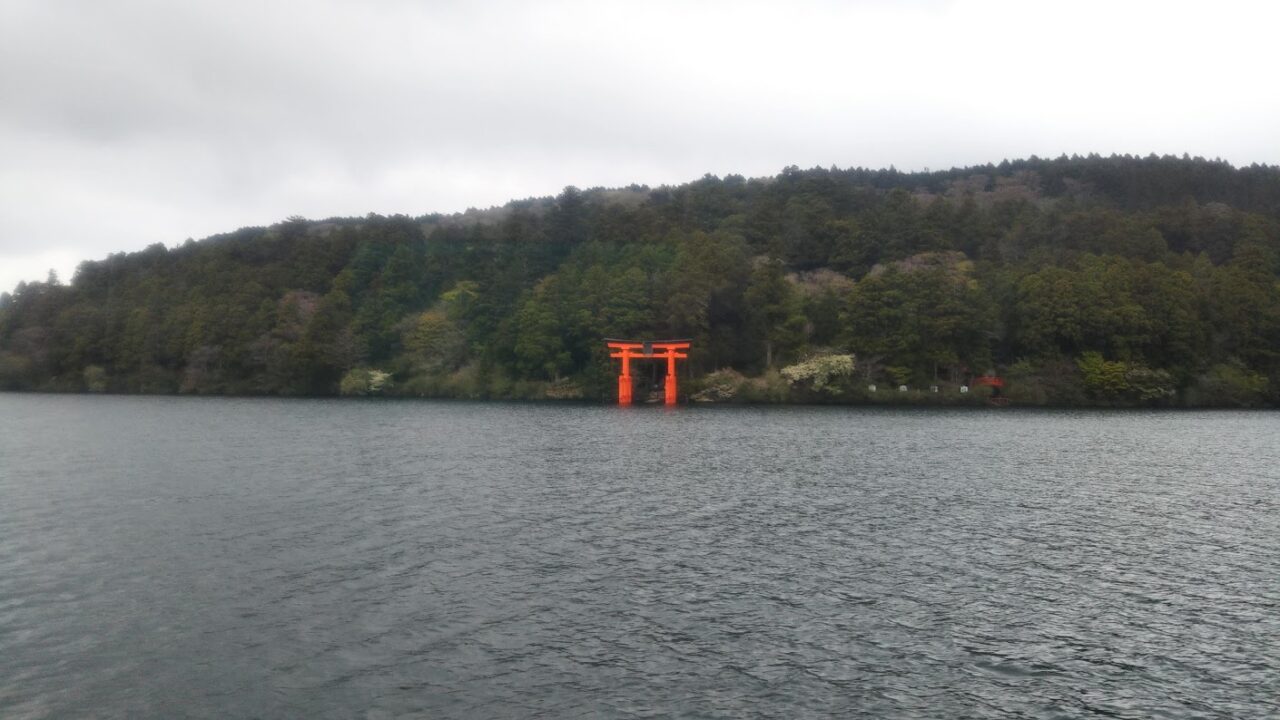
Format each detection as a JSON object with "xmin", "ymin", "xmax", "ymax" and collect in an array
[{"xmin": 2, "ymin": 389, "xmax": 1273, "ymax": 410}]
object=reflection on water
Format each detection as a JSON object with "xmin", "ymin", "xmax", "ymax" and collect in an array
[{"xmin": 1, "ymin": 396, "xmax": 1277, "ymax": 718}]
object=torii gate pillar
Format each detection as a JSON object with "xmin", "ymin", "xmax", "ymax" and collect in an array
[
  {"xmin": 664, "ymin": 350, "xmax": 678, "ymax": 405},
  {"xmin": 618, "ymin": 352, "xmax": 633, "ymax": 405},
  {"xmin": 607, "ymin": 340, "xmax": 691, "ymax": 406}
]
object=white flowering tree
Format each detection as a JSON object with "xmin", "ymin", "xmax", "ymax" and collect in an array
[
  {"xmin": 780, "ymin": 354, "xmax": 856, "ymax": 393},
  {"xmin": 340, "ymin": 368, "xmax": 393, "ymax": 396}
]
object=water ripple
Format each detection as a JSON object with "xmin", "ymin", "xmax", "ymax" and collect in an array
[{"xmin": 0, "ymin": 397, "xmax": 1277, "ymax": 718}]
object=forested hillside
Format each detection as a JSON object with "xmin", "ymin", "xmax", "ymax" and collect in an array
[{"xmin": 2, "ymin": 154, "xmax": 1279, "ymax": 406}]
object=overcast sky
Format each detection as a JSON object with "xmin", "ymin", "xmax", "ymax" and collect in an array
[{"xmin": 2, "ymin": 0, "xmax": 1277, "ymax": 293}]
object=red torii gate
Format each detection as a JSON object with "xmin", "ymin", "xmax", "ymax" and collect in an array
[{"xmin": 607, "ymin": 339, "xmax": 691, "ymax": 406}]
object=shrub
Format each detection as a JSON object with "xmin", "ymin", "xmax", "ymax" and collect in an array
[
  {"xmin": 740, "ymin": 369, "xmax": 792, "ymax": 403},
  {"xmin": 83, "ymin": 365, "xmax": 108, "ymax": 393},
  {"xmin": 544, "ymin": 378, "xmax": 583, "ymax": 400},
  {"xmin": 1077, "ymin": 352, "xmax": 1129, "ymax": 396},
  {"xmin": 339, "ymin": 368, "xmax": 393, "ymax": 396},
  {"xmin": 1077, "ymin": 352, "xmax": 1174, "ymax": 403},
  {"xmin": 691, "ymin": 368, "xmax": 747, "ymax": 402},
  {"xmin": 1195, "ymin": 363, "xmax": 1269, "ymax": 407},
  {"xmin": 780, "ymin": 353, "xmax": 856, "ymax": 393}
]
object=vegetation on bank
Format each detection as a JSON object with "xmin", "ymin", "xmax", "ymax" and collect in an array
[{"xmin": 1, "ymin": 155, "xmax": 1278, "ymax": 407}]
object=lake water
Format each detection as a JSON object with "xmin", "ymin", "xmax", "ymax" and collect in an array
[{"xmin": 0, "ymin": 395, "xmax": 1277, "ymax": 718}]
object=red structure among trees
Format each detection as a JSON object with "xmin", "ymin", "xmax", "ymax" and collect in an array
[
  {"xmin": 972, "ymin": 375, "xmax": 1004, "ymax": 389},
  {"xmin": 972, "ymin": 374, "xmax": 1008, "ymax": 406},
  {"xmin": 606, "ymin": 340, "xmax": 691, "ymax": 406}
]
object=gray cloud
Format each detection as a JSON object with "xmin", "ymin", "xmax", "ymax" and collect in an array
[{"xmin": 2, "ymin": 0, "xmax": 1278, "ymax": 292}]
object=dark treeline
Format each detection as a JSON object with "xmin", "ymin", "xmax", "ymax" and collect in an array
[{"xmin": 2, "ymin": 154, "xmax": 1279, "ymax": 406}]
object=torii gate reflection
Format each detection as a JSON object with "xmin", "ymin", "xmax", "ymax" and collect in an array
[{"xmin": 606, "ymin": 339, "xmax": 691, "ymax": 406}]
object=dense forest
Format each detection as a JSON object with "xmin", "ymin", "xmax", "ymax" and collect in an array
[{"xmin": 2, "ymin": 154, "xmax": 1279, "ymax": 406}]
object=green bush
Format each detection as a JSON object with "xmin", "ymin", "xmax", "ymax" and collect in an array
[
  {"xmin": 83, "ymin": 365, "xmax": 108, "ymax": 393},
  {"xmin": 1193, "ymin": 363, "xmax": 1269, "ymax": 407},
  {"xmin": 691, "ymin": 368, "xmax": 747, "ymax": 402},
  {"xmin": 1076, "ymin": 352, "xmax": 1174, "ymax": 404},
  {"xmin": 740, "ymin": 369, "xmax": 792, "ymax": 403}
]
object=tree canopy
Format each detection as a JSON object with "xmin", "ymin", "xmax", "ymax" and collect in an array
[{"xmin": 2, "ymin": 154, "xmax": 1278, "ymax": 406}]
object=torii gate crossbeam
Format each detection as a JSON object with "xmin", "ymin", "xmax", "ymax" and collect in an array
[{"xmin": 606, "ymin": 339, "xmax": 690, "ymax": 406}]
